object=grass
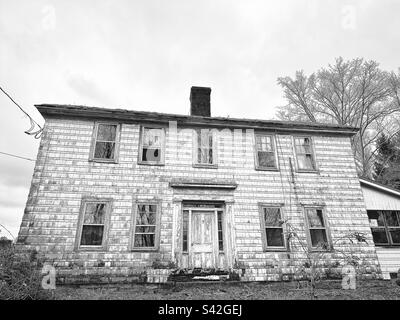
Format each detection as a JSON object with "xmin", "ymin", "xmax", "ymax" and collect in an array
[{"xmin": 52, "ymin": 279, "xmax": 400, "ymax": 300}]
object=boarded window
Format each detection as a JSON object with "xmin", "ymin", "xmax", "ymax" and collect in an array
[
  {"xmin": 140, "ymin": 127, "xmax": 164, "ymax": 164},
  {"xmin": 260, "ymin": 206, "xmax": 285, "ymax": 248},
  {"xmin": 133, "ymin": 204, "xmax": 158, "ymax": 248},
  {"xmin": 195, "ymin": 129, "xmax": 215, "ymax": 165},
  {"xmin": 294, "ymin": 137, "xmax": 316, "ymax": 170},
  {"xmin": 305, "ymin": 208, "xmax": 329, "ymax": 249},
  {"xmin": 93, "ymin": 124, "xmax": 117, "ymax": 160},
  {"xmin": 80, "ymin": 202, "xmax": 108, "ymax": 246},
  {"xmin": 255, "ymin": 135, "xmax": 276, "ymax": 169},
  {"xmin": 368, "ymin": 210, "xmax": 400, "ymax": 246}
]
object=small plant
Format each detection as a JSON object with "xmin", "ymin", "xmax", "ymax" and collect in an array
[
  {"xmin": 0, "ymin": 246, "xmax": 51, "ymax": 300},
  {"xmin": 284, "ymin": 221, "xmax": 368, "ymax": 299}
]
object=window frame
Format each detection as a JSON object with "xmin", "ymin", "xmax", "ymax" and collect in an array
[
  {"xmin": 75, "ymin": 197, "xmax": 113, "ymax": 251},
  {"xmin": 367, "ymin": 210, "xmax": 400, "ymax": 247},
  {"xmin": 192, "ymin": 128, "xmax": 218, "ymax": 168},
  {"xmin": 254, "ymin": 133, "xmax": 279, "ymax": 171},
  {"xmin": 89, "ymin": 122, "xmax": 121, "ymax": 163},
  {"xmin": 303, "ymin": 206, "xmax": 332, "ymax": 251},
  {"xmin": 138, "ymin": 125, "xmax": 166, "ymax": 166},
  {"xmin": 258, "ymin": 203, "xmax": 286, "ymax": 251},
  {"xmin": 130, "ymin": 201, "xmax": 162, "ymax": 251},
  {"xmin": 293, "ymin": 136, "xmax": 318, "ymax": 172}
]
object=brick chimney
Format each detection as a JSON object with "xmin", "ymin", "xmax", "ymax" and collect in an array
[{"xmin": 190, "ymin": 86, "xmax": 211, "ymax": 117}]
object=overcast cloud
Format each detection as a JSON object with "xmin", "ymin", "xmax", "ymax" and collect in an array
[{"xmin": 0, "ymin": 0, "xmax": 399, "ymax": 239}]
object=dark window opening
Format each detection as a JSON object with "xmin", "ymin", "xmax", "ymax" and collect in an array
[
  {"xmin": 306, "ymin": 208, "xmax": 329, "ymax": 249},
  {"xmin": 294, "ymin": 137, "xmax": 316, "ymax": 170},
  {"xmin": 262, "ymin": 207, "xmax": 285, "ymax": 248},
  {"xmin": 80, "ymin": 203, "xmax": 107, "ymax": 246},
  {"xmin": 182, "ymin": 210, "xmax": 189, "ymax": 252},
  {"xmin": 256, "ymin": 135, "xmax": 276, "ymax": 169},
  {"xmin": 133, "ymin": 204, "xmax": 158, "ymax": 248},
  {"xmin": 368, "ymin": 210, "xmax": 400, "ymax": 246},
  {"xmin": 94, "ymin": 124, "xmax": 117, "ymax": 160}
]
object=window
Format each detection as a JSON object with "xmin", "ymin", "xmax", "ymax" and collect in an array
[
  {"xmin": 294, "ymin": 137, "xmax": 316, "ymax": 171},
  {"xmin": 255, "ymin": 134, "xmax": 277, "ymax": 170},
  {"xmin": 305, "ymin": 208, "xmax": 330, "ymax": 249},
  {"xmin": 217, "ymin": 211, "xmax": 224, "ymax": 251},
  {"xmin": 91, "ymin": 123, "xmax": 119, "ymax": 161},
  {"xmin": 367, "ymin": 210, "xmax": 400, "ymax": 246},
  {"xmin": 139, "ymin": 127, "xmax": 165, "ymax": 165},
  {"xmin": 259, "ymin": 205, "xmax": 285, "ymax": 249},
  {"xmin": 194, "ymin": 129, "xmax": 217, "ymax": 166},
  {"xmin": 76, "ymin": 199, "xmax": 111, "ymax": 250},
  {"xmin": 182, "ymin": 210, "xmax": 189, "ymax": 252},
  {"xmin": 132, "ymin": 203, "xmax": 160, "ymax": 250}
]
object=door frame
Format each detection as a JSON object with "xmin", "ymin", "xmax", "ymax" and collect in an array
[{"xmin": 182, "ymin": 204, "xmax": 225, "ymax": 269}]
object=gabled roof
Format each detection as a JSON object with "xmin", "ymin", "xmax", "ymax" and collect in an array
[
  {"xmin": 35, "ymin": 104, "xmax": 359, "ymax": 136},
  {"xmin": 360, "ymin": 178, "xmax": 400, "ymax": 198}
]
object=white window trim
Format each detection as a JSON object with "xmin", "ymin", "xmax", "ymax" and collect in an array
[
  {"xmin": 254, "ymin": 133, "xmax": 279, "ymax": 171},
  {"xmin": 89, "ymin": 122, "xmax": 121, "ymax": 163},
  {"xmin": 138, "ymin": 125, "xmax": 166, "ymax": 166},
  {"xmin": 192, "ymin": 128, "xmax": 218, "ymax": 168}
]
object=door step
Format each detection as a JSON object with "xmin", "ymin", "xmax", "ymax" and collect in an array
[{"xmin": 168, "ymin": 268, "xmax": 238, "ymax": 282}]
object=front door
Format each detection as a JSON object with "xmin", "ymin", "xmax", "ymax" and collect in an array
[{"xmin": 190, "ymin": 210, "xmax": 216, "ymax": 268}]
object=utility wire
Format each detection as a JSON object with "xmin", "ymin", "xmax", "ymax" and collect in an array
[
  {"xmin": 0, "ymin": 223, "xmax": 15, "ymax": 240},
  {"xmin": 0, "ymin": 85, "xmax": 43, "ymax": 138},
  {"xmin": 0, "ymin": 151, "xmax": 35, "ymax": 162}
]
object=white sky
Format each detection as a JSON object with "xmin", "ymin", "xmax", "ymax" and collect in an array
[{"xmin": 0, "ymin": 0, "xmax": 399, "ymax": 239}]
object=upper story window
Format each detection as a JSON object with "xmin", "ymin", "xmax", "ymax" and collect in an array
[
  {"xmin": 132, "ymin": 203, "xmax": 160, "ymax": 250},
  {"xmin": 294, "ymin": 137, "xmax": 316, "ymax": 171},
  {"xmin": 90, "ymin": 123, "xmax": 120, "ymax": 162},
  {"xmin": 305, "ymin": 208, "xmax": 330, "ymax": 250},
  {"xmin": 139, "ymin": 127, "xmax": 165, "ymax": 165},
  {"xmin": 259, "ymin": 205, "xmax": 285, "ymax": 250},
  {"xmin": 76, "ymin": 198, "xmax": 111, "ymax": 250},
  {"xmin": 368, "ymin": 210, "xmax": 400, "ymax": 246},
  {"xmin": 255, "ymin": 134, "xmax": 277, "ymax": 170},
  {"xmin": 194, "ymin": 129, "xmax": 217, "ymax": 167}
]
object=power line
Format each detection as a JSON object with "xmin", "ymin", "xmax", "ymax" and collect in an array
[
  {"xmin": 0, "ymin": 151, "xmax": 35, "ymax": 162},
  {"xmin": 0, "ymin": 85, "xmax": 43, "ymax": 138}
]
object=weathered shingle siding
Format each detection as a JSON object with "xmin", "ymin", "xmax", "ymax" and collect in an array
[{"xmin": 17, "ymin": 117, "xmax": 381, "ymax": 281}]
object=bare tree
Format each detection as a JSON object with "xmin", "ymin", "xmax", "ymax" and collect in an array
[{"xmin": 276, "ymin": 57, "xmax": 400, "ymax": 177}]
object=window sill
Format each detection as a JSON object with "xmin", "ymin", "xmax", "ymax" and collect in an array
[
  {"xmin": 264, "ymin": 247, "xmax": 287, "ymax": 252},
  {"xmin": 89, "ymin": 158, "xmax": 118, "ymax": 164},
  {"xmin": 297, "ymin": 169, "xmax": 319, "ymax": 174},
  {"xmin": 77, "ymin": 246, "xmax": 107, "ymax": 251},
  {"xmin": 374, "ymin": 244, "xmax": 400, "ymax": 248},
  {"xmin": 255, "ymin": 167, "xmax": 279, "ymax": 172},
  {"xmin": 138, "ymin": 161, "xmax": 165, "ymax": 166},
  {"xmin": 130, "ymin": 247, "xmax": 159, "ymax": 252},
  {"xmin": 193, "ymin": 163, "xmax": 218, "ymax": 169}
]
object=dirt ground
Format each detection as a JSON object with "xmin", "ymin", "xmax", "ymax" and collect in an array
[{"xmin": 53, "ymin": 279, "xmax": 400, "ymax": 300}]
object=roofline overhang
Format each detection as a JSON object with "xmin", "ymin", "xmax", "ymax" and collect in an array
[
  {"xmin": 360, "ymin": 178, "xmax": 400, "ymax": 198},
  {"xmin": 35, "ymin": 104, "xmax": 359, "ymax": 136}
]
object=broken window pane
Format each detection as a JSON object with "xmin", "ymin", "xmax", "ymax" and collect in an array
[
  {"xmin": 258, "ymin": 151, "xmax": 275, "ymax": 168},
  {"xmin": 266, "ymin": 228, "xmax": 284, "ymax": 247},
  {"xmin": 310, "ymin": 229, "xmax": 328, "ymax": 248},
  {"xmin": 368, "ymin": 211, "xmax": 386, "ymax": 227},
  {"xmin": 297, "ymin": 154, "xmax": 314, "ymax": 170},
  {"xmin": 141, "ymin": 128, "xmax": 163, "ymax": 163},
  {"xmin": 307, "ymin": 209, "xmax": 324, "ymax": 227},
  {"xmin": 81, "ymin": 225, "xmax": 104, "ymax": 246}
]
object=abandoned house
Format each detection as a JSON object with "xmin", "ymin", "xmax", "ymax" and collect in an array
[{"xmin": 17, "ymin": 86, "xmax": 384, "ymax": 283}]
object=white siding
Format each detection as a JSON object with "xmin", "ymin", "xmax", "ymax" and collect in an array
[{"xmin": 361, "ymin": 183, "xmax": 400, "ymax": 279}]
